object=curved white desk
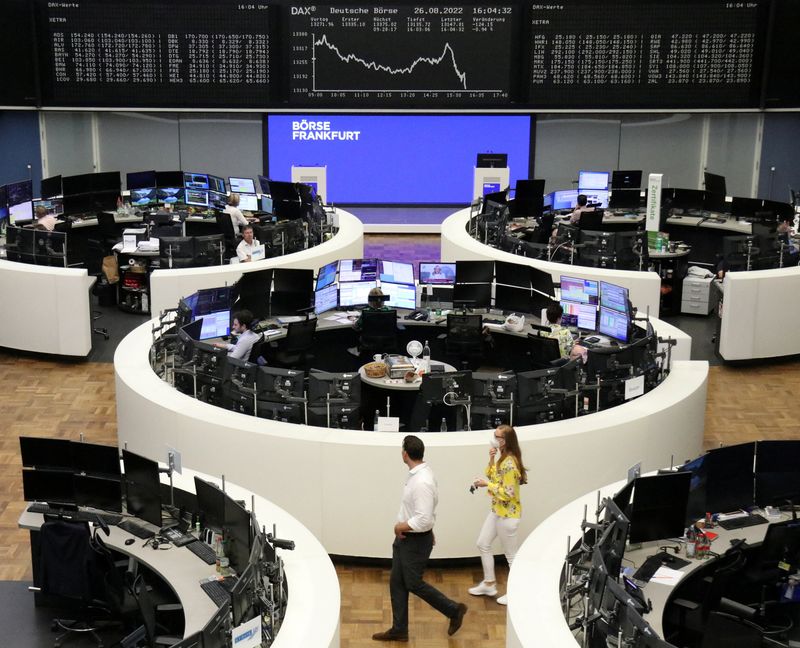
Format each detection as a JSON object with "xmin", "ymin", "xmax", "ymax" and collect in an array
[
  {"xmin": 149, "ymin": 210, "xmax": 364, "ymax": 316},
  {"xmin": 0, "ymin": 259, "xmax": 94, "ymax": 356},
  {"xmin": 115, "ymin": 315, "xmax": 707, "ymax": 559},
  {"xmin": 19, "ymin": 466, "xmax": 339, "ymax": 647},
  {"xmin": 717, "ymin": 265, "xmax": 800, "ymax": 361},
  {"xmin": 441, "ymin": 208, "xmax": 663, "ymax": 318}
]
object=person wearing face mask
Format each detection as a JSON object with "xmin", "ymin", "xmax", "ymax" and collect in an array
[{"xmin": 468, "ymin": 424, "xmax": 527, "ymax": 605}]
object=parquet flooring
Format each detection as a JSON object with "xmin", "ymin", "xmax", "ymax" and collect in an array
[{"xmin": 1, "ymin": 341, "xmax": 799, "ymax": 646}]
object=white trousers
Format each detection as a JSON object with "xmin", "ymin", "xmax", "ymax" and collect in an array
[{"xmin": 476, "ymin": 511, "xmax": 520, "ymax": 582}]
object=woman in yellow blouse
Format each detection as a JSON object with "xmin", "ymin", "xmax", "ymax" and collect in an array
[{"xmin": 468, "ymin": 424, "xmax": 527, "ymax": 605}]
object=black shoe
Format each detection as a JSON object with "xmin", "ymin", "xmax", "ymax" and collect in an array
[
  {"xmin": 448, "ymin": 602, "xmax": 468, "ymax": 636},
  {"xmin": 372, "ymin": 628, "xmax": 408, "ymax": 642}
]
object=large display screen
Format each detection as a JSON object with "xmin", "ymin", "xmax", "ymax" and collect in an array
[
  {"xmin": 527, "ymin": 0, "xmax": 767, "ymax": 109},
  {"xmin": 287, "ymin": 3, "xmax": 516, "ymax": 106},
  {"xmin": 36, "ymin": 0, "xmax": 274, "ymax": 108},
  {"xmin": 267, "ymin": 114, "xmax": 531, "ymax": 204}
]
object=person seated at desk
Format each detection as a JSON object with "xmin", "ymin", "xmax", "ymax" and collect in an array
[
  {"xmin": 213, "ymin": 309, "xmax": 259, "ymax": 360},
  {"xmin": 34, "ymin": 205, "xmax": 57, "ymax": 231},
  {"xmin": 224, "ymin": 193, "xmax": 250, "ymax": 234},
  {"xmin": 777, "ymin": 219, "xmax": 799, "ymax": 261},
  {"xmin": 348, "ymin": 287, "xmax": 391, "ymax": 356},
  {"xmin": 566, "ymin": 194, "xmax": 596, "ymax": 225},
  {"xmin": 236, "ymin": 225, "xmax": 261, "ymax": 263},
  {"xmin": 544, "ymin": 303, "xmax": 587, "ymax": 363}
]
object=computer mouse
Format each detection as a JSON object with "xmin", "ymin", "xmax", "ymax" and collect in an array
[{"xmin": 125, "ymin": 538, "xmax": 135, "ymax": 546}]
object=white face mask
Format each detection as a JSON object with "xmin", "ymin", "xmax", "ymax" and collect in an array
[{"xmin": 490, "ymin": 435, "xmax": 500, "ymax": 449}]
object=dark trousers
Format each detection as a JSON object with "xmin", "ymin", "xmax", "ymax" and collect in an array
[{"xmin": 390, "ymin": 532, "xmax": 458, "ymax": 632}]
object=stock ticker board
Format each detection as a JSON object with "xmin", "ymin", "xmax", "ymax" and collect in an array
[
  {"xmin": 287, "ymin": 4, "xmax": 517, "ymax": 106},
  {"xmin": 37, "ymin": 0, "xmax": 274, "ymax": 108}
]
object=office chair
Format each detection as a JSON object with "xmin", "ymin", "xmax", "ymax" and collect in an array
[
  {"xmin": 215, "ymin": 212, "xmax": 238, "ymax": 258},
  {"xmin": 359, "ymin": 309, "xmax": 398, "ymax": 358},
  {"xmin": 577, "ymin": 210, "xmax": 604, "ymax": 230},
  {"xmin": 699, "ymin": 611, "xmax": 763, "ymax": 648},
  {"xmin": 96, "ymin": 213, "xmax": 120, "ymax": 250},
  {"xmin": 271, "ymin": 318, "xmax": 317, "ymax": 369},
  {"xmin": 527, "ymin": 333, "xmax": 562, "ymax": 368},
  {"xmin": 445, "ymin": 313, "xmax": 484, "ymax": 370},
  {"xmin": 125, "ymin": 573, "xmax": 183, "ymax": 648}
]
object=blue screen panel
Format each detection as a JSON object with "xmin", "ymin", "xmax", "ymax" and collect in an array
[{"xmin": 267, "ymin": 115, "xmax": 531, "ymax": 204}]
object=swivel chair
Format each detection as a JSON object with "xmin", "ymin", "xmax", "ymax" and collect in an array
[
  {"xmin": 576, "ymin": 210, "xmax": 604, "ymax": 230},
  {"xmin": 96, "ymin": 212, "xmax": 120, "ymax": 251},
  {"xmin": 271, "ymin": 318, "xmax": 317, "ymax": 369},
  {"xmin": 527, "ymin": 332, "xmax": 562, "ymax": 368},
  {"xmin": 359, "ymin": 309, "xmax": 399, "ymax": 358},
  {"xmin": 124, "ymin": 573, "xmax": 184, "ymax": 648},
  {"xmin": 445, "ymin": 313, "xmax": 484, "ymax": 370}
]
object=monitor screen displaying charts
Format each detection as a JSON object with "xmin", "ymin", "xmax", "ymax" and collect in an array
[
  {"xmin": 379, "ymin": 260, "xmax": 414, "ymax": 285},
  {"xmin": 229, "ymin": 177, "xmax": 256, "ymax": 194},
  {"xmin": 339, "ymin": 259, "xmax": 378, "ymax": 283},
  {"xmin": 381, "ymin": 282, "xmax": 416, "ymax": 310},
  {"xmin": 238, "ymin": 193, "xmax": 259, "ymax": 211},
  {"xmin": 578, "ymin": 170, "xmax": 609, "ymax": 191},
  {"xmin": 194, "ymin": 310, "xmax": 231, "ymax": 340},
  {"xmin": 560, "ymin": 276, "xmax": 599, "ymax": 305},
  {"xmin": 339, "ymin": 281, "xmax": 377, "ymax": 308},
  {"xmin": 314, "ymin": 284, "xmax": 338, "ymax": 314},
  {"xmin": 598, "ymin": 306, "xmax": 629, "ymax": 342},
  {"xmin": 561, "ymin": 301, "xmax": 597, "ymax": 330}
]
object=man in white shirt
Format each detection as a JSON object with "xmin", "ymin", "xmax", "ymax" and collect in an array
[
  {"xmin": 34, "ymin": 205, "xmax": 57, "ymax": 231},
  {"xmin": 224, "ymin": 193, "xmax": 249, "ymax": 234},
  {"xmin": 236, "ymin": 225, "xmax": 261, "ymax": 262},
  {"xmin": 213, "ymin": 309, "xmax": 260, "ymax": 361},
  {"xmin": 372, "ymin": 435, "xmax": 468, "ymax": 642}
]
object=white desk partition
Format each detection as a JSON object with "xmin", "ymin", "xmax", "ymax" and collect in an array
[
  {"xmin": 149, "ymin": 209, "xmax": 363, "ymax": 316},
  {"xmin": 441, "ymin": 208, "xmax": 663, "ymax": 318},
  {"xmin": 0, "ymin": 259, "xmax": 94, "ymax": 356},
  {"xmin": 116, "ymin": 316, "xmax": 707, "ymax": 559},
  {"xmin": 718, "ymin": 266, "xmax": 800, "ymax": 361}
]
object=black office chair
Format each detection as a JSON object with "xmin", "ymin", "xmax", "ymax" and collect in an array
[
  {"xmin": 36, "ymin": 518, "xmax": 116, "ymax": 647},
  {"xmin": 96, "ymin": 212, "xmax": 120, "ymax": 250},
  {"xmin": 215, "ymin": 212, "xmax": 238, "ymax": 258},
  {"xmin": 271, "ymin": 319, "xmax": 317, "ymax": 369},
  {"xmin": 577, "ymin": 210, "xmax": 604, "ymax": 230},
  {"xmin": 125, "ymin": 573, "xmax": 183, "ymax": 648},
  {"xmin": 699, "ymin": 611, "xmax": 763, "ymax": 648},
  {"xmin": 445, "ymin": 313, "xmax": 484, "ymax": 370},
  {"xmin": 527, "ymin": 333, "xmax": 562, "ymax": 368},
  {"xmin": 359, "ymin": 309, "xmax": 398, "ymax": 358}
]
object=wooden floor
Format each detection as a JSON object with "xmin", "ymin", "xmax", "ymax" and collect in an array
[{"xmin": 1, "ymin": 348, "xmax": 799, "ymax": 647}]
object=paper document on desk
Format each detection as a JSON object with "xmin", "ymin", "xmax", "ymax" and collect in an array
[
  {"xmin": 649, "ymin": 566, "xmax": 685, "ymax": 587},
  {"xmin": 277, "ymin": 316, "xmax": 304, "ymax": 324}
]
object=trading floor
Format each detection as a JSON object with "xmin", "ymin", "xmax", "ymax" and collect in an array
[{"xmin": 1, "ymin": 234, "xmax": 798, "ymax": 648}]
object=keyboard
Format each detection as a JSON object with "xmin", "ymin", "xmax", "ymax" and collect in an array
[
  {"xmin": 161, "ymin": 526, "xmax": 197, "ymax": 547},
  {"xmin": 187, "ymin": 540, "xmax": 218, "ymax": 565},
  {"xmin": 27, "ymin": 503, "xmax": 123, "ymax": 526},
  {"xmin": 118, "ymin": 519, "xmax": 156, "ymax": 539},
  {"xmin": 717, "ymin": 514, "xmax": 768, "ymax": 530},
  {"xmin": 632, "ymin": 554, "xmax": 664, "ymax": 585},
  {"xmin": 200, "ymin": 577, "xmax": 238, "ymax": 607}
]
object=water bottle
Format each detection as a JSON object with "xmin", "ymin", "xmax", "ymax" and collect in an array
[
  {"xmin": 374, "ymin": 409, "xmax": 380, "ymax": 429},
  {"xmin": 422, "ymin": 339, "xmax": 431, "ymax": 373},
  {"xmin": 440, "ymin": 417, "xmax": 447, "ymax": 432}
]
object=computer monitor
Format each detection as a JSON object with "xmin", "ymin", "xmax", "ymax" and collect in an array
[
  {"xmin": 308, "ymin": 370, "xmax": 361, "ymax": 404},
  {"xmin": 122, "ymin": 449, "xmax": 162, "ymax": 528},
  {"xmin": 155, "ymin": 171, "xmax": 184, "ymax": 188},
  {"xmin": 705, "ymin": 442, "xmax": 756, "ymax": 513},
  {"xmin": 201, "ymin": 600, "xmax": 231, "ymax": 648},
  {"xmin": 531, "ymin": 267, "xmax": 556, "ymax": 298},
  {"xmin": 381, "ymin": 282, "xmax": 416, "ymax": 310},
  {"xmin": 183, "ymin": 172, "xmax": 208, "ymax": 190},
  {"xmin": 157, "ymin": 187, "xmax": 185, "ymax": 206},
  {"xmin": 256, "ymin": 366, "xmax": 305, "ymax": 401},
  {"xmin": 259, "ymin": 195, "xmax": 274, "ymax": 213},
  {"xmin": 9, "ymin": 200, "xmax": 33, "ymax": 224},
  {"xmin": 510, "ymin": 179, "xmax": 545, "ymax": 218},
  {"xmin": 755, "ymin": 440, "xmax": 800, "ymax": 506},
  {"xmin": 339, "ymin": 281, "xmax": 377, "ymax": 308},
  {"xmin": 159, "ymin": 236, "xmax": 194, "ymax": 269},
  {"xmin": 476, "ymin": 152, "xmax": 508, "ymax": 168},
  {"xmin": 307, "ymin": 403, "xmax": 362, "ymax": 429},
  {"xmin": 273, "ymin": 268, "xmax": 313, "ymax": 293},
  {"xmin": 7, "ymin": 179, "xmax": 32, "ymax": 206},
  {"xmin": 193, "ymin": 310, "xmax": 230, "ymax": 340},
  {"xmin": 209, "ymin": 191, "xmax": 228, "ymax": 210},
  {"xmin": 224, "ymin": 496, "xmax": 252, "ymax": 576},
  {"xmin": 207, "ymin": 175, "xmax": 226, "ymax": 194},
  {"xmin": 185, "ymin": 189, "xmax": 209, "ymax": 208},
  {"xmin": 599, "ymin": 281, "xmax": 629, "ymax": 314},
  {"xmin": 552, "ymin": 189, "xmax": 578, "ymax": 210},
  {"xmin": 62, "ymin": 173, "xmax": 93, "ymax": 196},
  {"xmin": 379, "ymin": 260, "xmax": 414, "ymax": 285},
  {"xmin": 419, "ymin": 262, "xmax": 456, "ymax": 285},
  {"xmin": 41, "ymin": 174, "xmax": 63, "ymax": 199},
  {"xmin": 581, "ymin": 190, "xmax": 610, "ymax": 208},
  {"xmin": 126, "ymin": 170, "xmax": 157, "ymax": 191},
  {"xmin": 230, "ymin": 563, "xmax": 258, "ymax": 626},
  {"xmin": 760, "ymin": 199, "xmax": 795, "ymax": 222},
  {"xmin": 238, "ymin": 193, "xmax": 259, "ymax": 212},
  {"xmin": 598, "ymin": 306, "xmax": 629, "ymax": 343},
  {"xmin": 495, "ymin": 260, "xmax": 531, "ymax": 289},
  {"xmin": 452, "ymin": 283, "xmax": 491, "ymax": 309},
  {"xmin": 671, "ymin": 188, "xmax": 705, "ymax": 211},
  {"xmin": 628, "ymin": 472, "xmax": 692, "ymax": 544},
  {"xmin": 494, "ymin": 284, "xmax": 531, "ymax": 313},
  {"xmin": 339, "ymin": 258, "xmax": 379, "ymax": 282},
  {"xmin": 71, "ymin": 441, "xmax": 121, "ymax": 479},
  {"xmin": 194, "ymin": 286, "xmax": 235, "ymax": 317},
  {"xmin": 130, "ymin": 188, "xmax": 157, "ymax": 207},
  {"xmin": 678, "ymin": 453, "xmax": 708, "ymax": 524},
  {"xmin": 22, "ymin": 470, "xmax": 76, "ymax": 505},
  {"xmin": 193, "ymin": 234, "xmax": 225, "ymax": 267},
  {"xmin": 455, "ymin": 260, "xmax": 493, "ymax": 284},
  {"xmin": 229, "ymin": 177, "xmax": 256, "ymax": 194},
  {"xmin": 471, "ymin": 371, "xmax": 517, "ymax": 403},
  {"xmin": 560, "ymin": 275, "xmax": 599, "ymax": 304},
  {"xmin": 194, "ymin": 476, "xmax": 226, "ymax": 532},
  {"xmin": 256, "ymin": 400, "xmax": 305, "ymax": 423},
  {"xmin": 20, "ymin": 436, "xmax": 74, "ymax": 470},
  {"xmin": 579, "ymin": 171, "xmax": 609, "ymax": 191},
  {"xmin": 611, "ymin": 170, "xmax": 642, "ymax": 191},
  {"xmin": 171, "ymin": 633, "xmax": 202, "ymax": 648},
  {"xmin": 314, "ymin": 284, "xmax": 338, "ymax": 314},
  {"xmin": 316, "ymin": 260, "xmax": 338, "ymax": 290},
  {"xmin": 562, "ymin": 301, "xmax": 597, "ymax": 330},
  {"xmin": 74, "ymin": 475, "xmax": 123, "ymax": 512},
  {"xmin": 271, "ymin": 290, "xmax": 312, "ymax": 316},
  {"xmin": 420, "ymin": 371, "xmax": 473, "ymax": 404},
  {"xmin": 704, "ymin": 172, "xmax": 726, "ymax": 197},
  {"xmin": 609, "ymin": 190, "xmax": 642, "ymax": 210}
]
